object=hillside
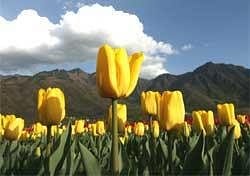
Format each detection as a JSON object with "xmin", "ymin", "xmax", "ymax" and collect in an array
[{"xmin": 0, "ymin": 62, "xmax": 249, "ymax": 123}]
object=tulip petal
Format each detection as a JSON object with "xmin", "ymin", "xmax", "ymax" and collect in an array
[
  {"xmin": 96, "ymin": 44, "xmax": 119, "ymax": 98},
  {"xmin": 114, "ymin": 48, "xmax": 130, "ymax": 97},
  {"xmin": 125, "ymin": 52, "xmax": 144, "ymax": 97}
]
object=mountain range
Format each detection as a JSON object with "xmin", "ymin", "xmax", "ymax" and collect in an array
[{"xmin": 0, "ymin": 62, "xmax": 249, "ymax": 123}]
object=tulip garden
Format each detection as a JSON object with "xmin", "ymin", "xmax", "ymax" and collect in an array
[{"xmin": 0, "ymin": 44, "xmax": 250, "ymax": 175}]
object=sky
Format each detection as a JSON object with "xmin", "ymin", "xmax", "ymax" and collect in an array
[{"xmin": 0, "ymin": 0, "xmax": 249, "ymax": 78}]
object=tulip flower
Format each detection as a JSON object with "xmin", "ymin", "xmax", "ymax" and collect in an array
[
  {"xmin": 37, "ymin": 87, "xmax": 65, "ymax": 126},
  {"xmin": 134, "ymin": 122, "xmax": 145, "ymax": 136},
  {"xmin": 75, "ymin": 120, "xmax": 85, "ymax": 134},
  {"xmin": 35, "ymin": 147, "xmax": 41, "ymax": 157},
  {"xmin": 237, "ymin": 115, "xmax": 246, "ymax": 124},
  {"xmin": 3, "ymin": 115, "xmax": 16, "ymax": 129},
  {"xmin": 96, "ymin": 121, "xmax": 105, "ymax": 135},
  {"xmin": 4, "ymin": 118, "xmax": 24, "ymax": 140},
  {"xmin": 141, "ymin": 91, "xmax": 161, "ymax": 118},
  {"xmin": 108, "ymin": 104, "xmax": 127, "ymax": 133},
  {"xmin": 217, "ymin": 103, "xmax": 235, "ymax": 125},
  {"xmin": 192, "ymin": 111, "xmax": 206, "ymax": 134},
  {"xmin": 152, "ymin": 120, "xmax": 160, "ymax": 138},
  {"xmin": 160, "ymin": 91, "xmax": 185, "ymax": 131},
  {"xmin": 96, "ymin": 44, "xmax": 144, "ymax": 98}
]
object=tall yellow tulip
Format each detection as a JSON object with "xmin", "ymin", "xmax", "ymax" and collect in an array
[
  {"xmin": 96, "ymin": 44, "xmax": 144, "ymax": 175},
  {"xmin": 217, "ymin": 103, "xmax": 235, "ymax": 125},
  {"xmin": 96, "ymin": 44, "xmax": 144, "ymax": 98},
  {"xmin": 108, "ymin": 104, "xmax": 127, "ymax": 133},
  {"xmin": 4, "ymin": 118, "xmax": 24, "ymax": 140},
  {"xmin": 37, "ymin": 87, "xmax": 65, "ymax": 126},
  {"xmin": 160, "ymin": 91, "xmax": 185, "ymax": 131}
]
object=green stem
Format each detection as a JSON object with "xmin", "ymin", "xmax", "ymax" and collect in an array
[
  {"xmin": 111, "ymin": 99, "xmax": 119, "ymax": 176},
  {"xmin": 46, "ymin": 125, "xmax": 52, "ymax": 175},
  {"xmin": 168, "ymin": 132, "xmax": 173, "ymax": 174}
]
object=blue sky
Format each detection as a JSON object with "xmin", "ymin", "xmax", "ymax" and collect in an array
[{"xmin": 0, "ymin": 0, "xmax": 249, "ymax": 77}]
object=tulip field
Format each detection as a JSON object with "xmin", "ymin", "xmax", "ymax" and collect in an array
[{"xmin": 0, "ymin": 44, "xmax": 250, "ymax": 175}]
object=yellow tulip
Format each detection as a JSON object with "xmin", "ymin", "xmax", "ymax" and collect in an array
[
  {"xmin": 37, "ymin": 87, "xmax": 65, "ymax": 126},
  {"xmin": 91, "ymin": 123, "xmax": 98, "ymax": 136},
  {"xmin": 96, "ymin": 121, "xmax": 105, "ymax": 135},
  {"xmin": 3, "ymin": 115, "xmax": 16, "ymax": 129},
  {"xmin": 141, "ymin": 91, "xmax": 161, "ymax": 118},
  {"xmin": 4, "ymin": 118, "xmax": 24, "ymax": 140},
  {"xmin": 144, "ymin": 124, "xmax": 149, "ymax": 131},
  {"xmin": 134, "ymin": 122, "xmax": 144, "ymax": 136},
  {"xmin": 237, "ymin": 115, "xmax": 246, "ymax": 124},
  {"xmin": 71, "ymin": 125, "xmax": 75, "ymax": 135},
  {"xmin": 228, "ymin": 119, "xmax": 241, "ymax": 139},
  {"xmin": 200, "ymin": 110, "xmax": 215, "ymax": 135},
  {"xmin": 33, "ymin": 122, "xmax": 46, "ymax": 135},
  {"xmin": 108, "ymin": 104, "xmax": 127, "ymax": 133},
  {"xmin": 192, "ymin": 111, "xmax": 206, "ymax": 135},
  {"xmin": 160, "ymin": 91, "xmax": 185, "ymax": 131},
  {"xmin": 183, "ymin": 122, "xmax": 190, "ymax": 137},
  {"xmin": 217, "ymin": 103, "xmax": 235, "ymax": 125},
  {"xmin": 127, "ymin": 125, "xmax": 132, "ymax": 133},
  {"xmin": 96, "ymin": 44, "xmax": 144, "ymax": 98},
  {"xmin": 152, "ymin": 120, "xmax": 159, "ymax": 138},
  {"xmin": 75, "ymin": 120, "xmax": 85, "ymax": 134}
]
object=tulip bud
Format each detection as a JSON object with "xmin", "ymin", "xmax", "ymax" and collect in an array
[
  {"xmin": 4, "ymin": 118, "xmax": 24, "ymax": 140},
  {"xmin": 183, "ymin": 122, "xmax": 190, "ymax": 137},
  {"xmin": 217, "ymin": 103, "xmax": 235, "ymax": 125},
  {"xmin": 96, "ymin": 121, "xmax": 105, "ymax": 135},
  {"xmin": 37, "ymin": 87, "xmax": 65, "ymax": 126},
  {"xmin": 152, "ymin": 120, "xmax": 159, "ymax": 138},
  {"xmin": 144, "ymin": 124, "xmax": 149, "ymax": 131},
  {"xmin": 108, "ymin": 104, "xmax": 127, "ymax": 133},
  {"xmin": 237, "ymin": 115, "xmax": 246, "ymax": 124},
  {"xmin": 160, "ymin": 91, "xmax": 185, "ymax": 131},
  {"xmin": 96, "ymin": 44, "xmax": 144, "ymax": 98}
]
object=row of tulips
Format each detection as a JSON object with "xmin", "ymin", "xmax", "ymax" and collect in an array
[{"xmin": 0, "ymin": 114, "xmax": 249, "ymax": 175}]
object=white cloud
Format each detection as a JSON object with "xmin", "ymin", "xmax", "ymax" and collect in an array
[
  {"xmin": 0, "ymin": 4, "xmax": 175, "ymax": 78},
  {"xmin": 181, "ymin": 44, "xmax": 193, "ymax": 51}
]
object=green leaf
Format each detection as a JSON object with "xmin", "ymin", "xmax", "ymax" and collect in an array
[
  {"xmin": 159, "ymin": 139, "xmax": 168, "ymax": 160},
  {"xmin": 182, "ymin": 131, "xmax": 206, "ymax": 175},
  {"xmin": 78, "ymin": 141, "xmax": 101, "ymax": 176},
  {"xmin": 49, "ymin": 122, "xmax": 72, "ymax": 175}
]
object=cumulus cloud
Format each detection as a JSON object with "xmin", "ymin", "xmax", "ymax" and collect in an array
[
  {"xmin": 181, "ymin": 44, "xmax": 193, "ymax": 51},
  {"xmin": 0, "ymin": 4, "xmax": 175, "ymax": 78}
]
